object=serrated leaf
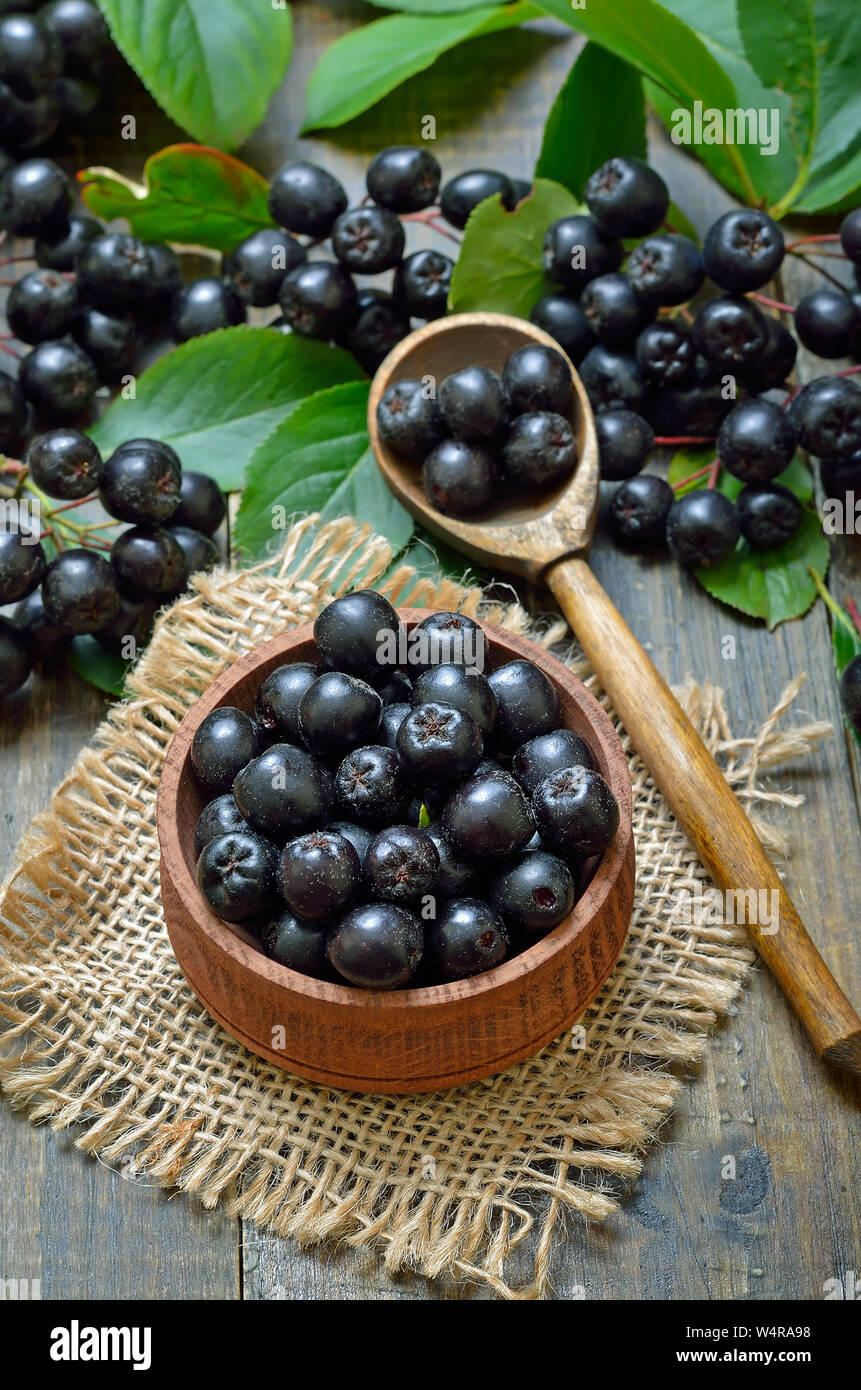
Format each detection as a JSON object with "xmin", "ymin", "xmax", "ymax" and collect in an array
[
  {"xmin": 66, "ymin": 636, "xmax": 128, "ymax": 696},
  {"xmin": 302, "ymin": 2, "xmax": 540, "ymax": 131},
  {"xmin": 232, "ymin": 382, "xmax": 413, "ymax": 563},
  {"xmin": 448, "ymin": 177, "xmax": 582, "ymax": 317},
  {"xmin": 89, "ymin": 328, "xmax": 364, "ymax": 493},
  {"xmin": 693, "ymin": 510, "xmax": 828, "ymax": 629},
  {"xmin": 95, "ymin": 0, "xmax": 292, "ymax": 151},
  {"xmin": 79, "ymin": 145, "xmax": 274, "ymax": 254},
  {"xmin": 535, "ymin": 42, "xmax": 646, "ymax": 199}
]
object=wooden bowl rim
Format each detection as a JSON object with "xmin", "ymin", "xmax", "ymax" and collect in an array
[{"xmin": 157, "ymin": 610, "xmax": 633, "ymax": 1013}]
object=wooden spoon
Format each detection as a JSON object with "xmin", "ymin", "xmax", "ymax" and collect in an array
[{"xmin": 368, "ymin": 311, "xmax": 861, "ymax": 1075}]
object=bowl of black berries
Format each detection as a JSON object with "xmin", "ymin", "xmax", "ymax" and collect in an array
[{"xmin": 157, "ymin": 590, "xmax": 634, "ymax": 1093}]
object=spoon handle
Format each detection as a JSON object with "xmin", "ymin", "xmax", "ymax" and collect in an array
[{"xmin": 546, "ymin": 555, "xmax": 861, "ymax": 1075}]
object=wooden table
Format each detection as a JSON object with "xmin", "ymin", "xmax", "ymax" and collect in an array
[{"xmin": 1, "ymin": 5, "xmax": 859, "ymax": 1300}]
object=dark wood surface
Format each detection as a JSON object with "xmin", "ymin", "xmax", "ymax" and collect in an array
[{"xmin": 1, "ymin": 2, "xmax": 859, "ymax": 1299}]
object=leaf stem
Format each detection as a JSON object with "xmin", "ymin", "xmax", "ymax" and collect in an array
[
  {"xmin": 749, "ymin": 292, "xmax": 795, "ymax": 314},
  {"xmin": 808, "ymin": 568, "xmax": 852, "ymax": 633},
  {"xmin": 785, "ymin": 233, "xmax": 840, "ymax": 250},
  {"xmin": 671, "ymin": 460, "xmax": 716, "ymax": 491},
  {"xmin": 787, "ymin": 249, "xmax": 850, "ymax": 292},
  {"xmin": 654, "ymin": 435, "xmax": 715, "ymax": 446}
]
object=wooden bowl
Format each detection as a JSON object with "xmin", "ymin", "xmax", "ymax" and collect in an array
[{"xmin": 157, "ymin": 612, "xmax": 635, "ymax": 1094}]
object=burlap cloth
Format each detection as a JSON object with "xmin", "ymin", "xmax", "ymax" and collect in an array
[{"xmin": 0, "ymin": 515, "xmax": 831, "ymax": 1299}]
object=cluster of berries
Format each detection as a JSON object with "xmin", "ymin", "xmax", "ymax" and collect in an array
[
  {"xmin": 374, "ymin": 341, "xmax": 577, "ymax": 516},
  {"xmin": 188, "ymin": 591, "xmax": 620, "ymax": 990},
  {"xmin": 0, "ymin": 431, "xmax": 225, "ymax": 700},
  {"xmin": 529, "ymin": 155, "xmax": 861, "ymax": 570},
  {"xmin": 0, "ymin": 2, "xmax": 111, "ymax": 161}
]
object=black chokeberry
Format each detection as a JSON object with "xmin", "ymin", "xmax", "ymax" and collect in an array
[
  {"xmin": 702, "ymin": 209, "xmax": 784, "ymax": 292},
  {"xmin": 635, "ymin": 321, "xmax": 695, "ymax": 386},
  {"xmin": 651, "ymin": 375, "xmax": 737, "ymax": 439},
  {"xmin": 331, "ymin": 205, "xmax": 405, "ymax": 274},
  {"xmin": 222, "ymin": 227, "xmax": 305, "ymax": 307},
  {"xmin": 335, "ymin": 744, "xmax": 410, "ymax": 825},
  {"xmin": 94, "ymin": 590, "xmax": 154, "ymax": 655},
  {"xmin": 194, "ymin": 793, "xmax": 249, "ymax": 857},
  {"xmin": 820, "ymin": 453, "xmax": 861, "ymax": 497},
  {"xmin": 99, "ymin": 438, "xmax": 181, "ymax": 524},
  {"xmin": 262, "ymin": 911, "xmax": 330, "ymax": 978},
  {"xmin": 426, "ymin": 897, "xmax": 509, "ymax": 982},
  {"xmin": 0, "ymin": 80, "xmax": 60, "ymax": 153},
  {"xmin": 39, "ymin": 0, "xmax": 110, "ymax": 77},
  {"xmin": 440, "ymin": 168, "xmax": 515, "ymax": 228},
  {"xmin": 0, "ymin": 528, "xmax": 46, "ymax": 603},
  {"xmin": 7, "ymin": 268, "xmax": 76, "ymax": 343},
  {"xmin": 233, "ymin": 743, "xmax": 334, "ymax": 841},
  {"xmin": 197, "ymin": 830, "xmax": 278, "ymax": 923},
  {"xmin": 313, "ymin": 589, "xmax": 400, "ymax": 684},
  {"xmin": 169, "ymin": 525, "xmax": 218, "ymax": 587},
  {"xmin": 56, "ymin": 73, "xmax": 99, "ymax": 125},
  {"xmin": 607, "ymin": 474, "xmax": 674, "ymax": 548},
  {"xmin": 254, "ymin": 660, "xmax": 319, "ymax": 743},
  {"xmin": 365, "ymin": 823, "xmax": 439, "ymax": 905},
  {"xmin": 439, "ymin": 364, "xmax": 507, "ymax": 441},
  {"xmin": 426, "ymin": 822, "xmax": 476, "ymax": 897},
  {"xmin": 298, "ymin": 670, "xmax": 382, "ymax": 759},
  {"xmin": 376, "ymin": 378, "xmax": 444, "ymax": 461},
  {"xmin": 326, "ymin": 901, "xmax": 423, "ymax": 990},
  {"xmin": 379, "ymin": 701, "xmax": 410, "ymax": 750},
  {"xmin": 691, "ymin": 294, "xmax": 769, "ymax": 370},
  {"xmin": 41, "ymin": 547, "xmax": 119, "ymax": 633},
  {"xmin": 840, "ymin": 210, "xmax": 861, "ymax": 264},
  {"xmin": 376, "ymin": 666, "xmax": 411, "ymax": 705},
  {"xmin": 501, "ymin": 410, "xmax": 577, "ymax": 487},
  {"xmin": 396, "ymin": 700, "xmax": 483, "ymax": 782},
  {"xmin": 170, "ymin": 470, "xmax": 225, "ymax": 536},
  {"xmin": 366, "ymin": 145, "xmax": 440, "ymax": 213},
  {"xmin": 487, "ymin": 658, "xmax": 559, "ymax": 751},
  {"xmin": 627, "ymin": 233, "xmax": 704, "ymax": 306},
  {"xmin": 411, "ymin": 610, "xmax": 487, "ymax": 676},
  {"xmin": 743, "ymin": 316, "xmax": 798, "ymax": 392},
  {"xmin": 278, "ymin": 828, "xmax": 361, "ymax": 922},
  {"xmin": 794, "ymin": 290, "xmax": 856, "ymax": 360},
  {"xmin": 76, "ymin": 233, "xmax": 153, "ymax": 314},
  {"xmin": 34, "ymin": 212, "xmax": 100, "ymax": 270},
  {"xmin": 789, "ymin": 376, "xmax": 861, "ymax": 458},
  {"xmin": 441, "ymin": 772, "xmax": 533, "ymax": 861},
  {"xmin": 511, "ymin": 728, "xmax": 595, "ymax": 796},
  {"xmin": 529, "ymin": 293, "xmax": 595, "ymax": 364},
  {"xmin": 489, "ymin": 850, "xmax": 575, "ymax": 937},
  {"xmin": 736, "ymin": 482, "xmax": 803, "ymax": 548},
  {"xmin": 341, "ymin": 288, "xmax": 410, "ymax": 373},
  {"xmin": 584, "ymin": 156, "xmax": 669, "ymax": 238},
  {"xmin": 542, "ymin": 214, "xmax": 622, "ymax": 293},
  {"xmin": 595, "ymin": 409, "xmax": 654, "ymax": 480},
  {"xmin": 501, "ymin": 342, "xmax": 572, "ymax": 416},
  {"xmin": 73, "ymin": 306, "xmax": 137, "ymax": 380},
  {"xmin": 424, "ymin": 437, "xmax": 496, "ymax": 516},
  {"xmin": 717, "ymin": 397, "xmax": 797, "ymax": 483},
  {"xmin": 111, "ymin": 525, "xmax": 186, "ymax": 598},
  {"xmin": 411, "ymin": 663, "xmax": 497, "ymax": 734},
  {"xmin": 0, "ymin": 13, "xmax": 63, "ymax": 99},
  {"xmin": 12, "ymin": 586, "xmax": 69, "ymax": 662},
  {"xmin": 840, "ymin": 655, "xmax": 861, "ymax": 732},
  {"xmin": 19, "ymin": 338, "xmax": 97, "ymax": 421},
  {"xmin": 532, "ymin": 765, "xmax": 619, "ymax": 858},
  {"xmin": 25, "ymin": 426, "xmax": 101, "ymax": 498},
  {"xmin": 141, "ymin": 242, "xmax": 182, "ymax": 319},
  {"xmin": 0, "ymin": 156, "xmax": 69, "ymax": 235},
  {"xmin": 578, "ymin": 345, "xmax": 650, "ymax": 415},
  {"xmin": 170, "ymin": 277, "xmax": 245, "ymax": 342},
  {"xmin": 666, "ymin": 489, "xmax": 740, "ymax": 568},
  {"xmin": 268, "ymin": 159, "xmax": 347, "ymax": 237},
  {"xmin": 0, "ymin": 615, "xmax": 32, "ymax": 697},
  {"xmin": 278, "ymin": 260, "xmax": 358, "ymax": 340},
  {"xmin": 580, "ymin": 272, "xmax": 652, "ymax": 347},
  {"xmin": 393, "ymin": 250, "xmax": 452, "ymax": 321},
  {"xmin": 326, "ymin": 819, "xmax": 374, "ymax": 868}
]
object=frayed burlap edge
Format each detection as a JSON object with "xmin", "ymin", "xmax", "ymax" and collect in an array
[{"xmin": 0, "ymin": 515, "xmax": 832, "ymax": 1299}]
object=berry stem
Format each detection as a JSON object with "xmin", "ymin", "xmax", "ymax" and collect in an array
[
  {"xmin": 38, "ymin": 491, "xmax": 99, "ymax": 516},
  {"xmin": 400, "ymin": 209, "xmax": 461, "ymax": 245},
  {"xmin": 0, "ymin": 255, "xmax": 34, "ymax": 267},
  {"xmin": 671, "ymin": 461, "xmax": 716, "ymax": 491},
  {"xmin": 785, "ymin": 233, "xmax": 840, "ymax": 250},
  {"xmin": 787, "ymin": 249, "xmax": 851, "ymax": 292},
  {"xmin": 662, "ymin": 221, "xmax": 679, "ymax": 234},
  {"xmin": 808, "ymin": 568, "xmax": 857, "ymax": 638},
  {"xmin": 749, "ymin": 292, "xmax": 795, "ymax": 314},
  {"xmin": 706, "ymin": 457, "xmax": 721, "ymax": 490},
  {"xmin": 654, "ymin": 435, "xmax": 716, "ymax": 446},
  {"xmin": 0, "ymin": 456, "xmax": 25, "ymax": 475},
  {"xmin": 835, "ymin": 364, "xmax": 861, "ymax": 378},
  {"xmin": 846, "ymin": 598, "xmax": 861, "ymax": 639},
  {"xmin": 0, "ymin": 340, "xmax": 21, "ymax": 359}
]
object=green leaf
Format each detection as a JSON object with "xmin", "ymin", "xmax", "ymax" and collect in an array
[
  {"xmin": 365, "ymin": 0, "xmax": 495, "ymax": 9},
  {"xmin": 232, "ymin": 383, "xmax": 413, "ymax": 563},
  {"xmin": 302, "ymin": 2, "xmax": 540, "ymax": 131},
  {"xmin": 89, "ymin": 328, "xmax": 364, "ymax": 493},
  {"xmin": 668, "ymin": 452, "xmax": 815, "ymax": 503},
  {"xmin": 809, "ymin": 571, "xmax": 861, "ymax": 746},
  {"xmin": 95, "ymin": 0, "xmax": 293, "ymax": 151},
  {"xmin": 66, "ymin": 637, "xmax": 128, "ymax": 697},
  {"xmin": 448, "ymin": 176, "xmax": 582, "ymax": 317},
  {"xmin": 79, "ymin": 144, "xmax": 274, "ymax": 254},
  {"xmin": 418, "ymin": 803, "xmax": 431, "ymax": 829},
  {"xmin": 793, "ymin": 136, "xmax": 861, "ymax": 213},
  {"xmin": 535, "ymin": 42, "xmax": 645, "ymax": 199}
]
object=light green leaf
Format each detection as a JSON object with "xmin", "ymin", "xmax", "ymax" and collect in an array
[
  {"xmin": 535, "ymin": 42, "xmax": 646, "ymax": 199},
  {"xmin": 365, "ymin": 0, "xmax": 495, "ymax": 9},
  {"xmin": 95, "ymin": 0, "xmax": 293, "ymax": 150},
  {"xmin": 90, "ymin": 328, "xmax": 364, "ymax": 492},
  {"xmin": 302, "ymin": 2, "xmax": 540, "ymax": 131}
]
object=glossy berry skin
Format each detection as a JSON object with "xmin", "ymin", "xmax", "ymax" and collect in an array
[
  {"xmin": 94, "ymin": 589, "xmax": 154, "ymax": 655},
  {"xmin": 73, "ymin": 306, "xmax": 137, "ymax": 381},
  {"xmin": 580, "ymin": 272, "xmax": 652, "ymax": 347},
  {"xmin": 299, "ymin": 671, "xmax": 382, "ymax": 760},
  {"xmin": 487, "ymin": 659, "xmax": 559, "ymax": 752},
  {"xmin": 379, "ymin": 701, "xmax": 410, "ymax": 751},
  {"xmin": 25, "ymin": 427, "xmax": 102, "ymax": 499},
  {"xmin": 608, "ymin": 474, "xmax": 674, "ymax": 548},
  {"xmin": 0, "ymin": 615, "xmax": 32, "ymax": 698},
  {"xmin": 702, "ymin": 209, "xmax": 784, "ymax": 292},
  {"xmin": 743, "ymin": 316, "xmax": 797, "ymax": 392},
  {"xmin": 99, "ymin": 439, "xmax": 181, "ymax": 525},
  {"xmin": 411, "ymin": 663, "xmax": 497, "ymax": 735},
  {"xmin": 502, "ymin": 343, "xmax": 572, "ymax": 416},
  {"xmin": 41, "ymin": 547, "xmax": 119, "ymax": 633},
  {"xmin": 375, "ymin": 378, "xmax": 444, "ymax": 461},
  {"xmin": 439, "ymin": 365, "xmax": 507, "ymax": 441},
  {"xmin": 489, "ymin": 850, "xmax": 574, "ymax": 937},
  {"xmin": 278, "ymin": 261, "xmax": 358, "ymax": 340},
  {"xmin": 19, "ymin": 338, "xmax": 97, "ymax": 421},
  {"xmin": 141, "ymin": 242, "xmax": 182, "ymax": 319},
  {"xmin": 502, "ymin": 410, "xmax": 577, "ymax": 488},
  {"xmin": 197, "ymin": 831, "xmax": 278, "ymax": 924},
  {"xmin": 76, "ymin": 234, "xmax": 153, "ymax": 313},
  {"xmin": 627, "ymin": 234, "xmax": 704, "ymax": 307},
  {"xmin": 326, "ymin": 820, "xmax": 374, "ymax": 869},
  {"xmin": 578, "ymin": 345, "xmax": 650, "ymax": 415},
  {"xmin": 393, "ymin": 250, "xmax": 452, "ymax": 320},
  {"xmin": 233, "ymin": 743, "xmax": 334, "ymax": 841},
  {"xmin": 424, "ymin": 438, "xmax": 495, "ymax": 516},
  {"xmin": 277, "ymin": 829, "xmax": 361, "ymax": 922},
  {"xmin": 839, "ymin": 209, "xmax": 861, "ymax": 264},
  {"xmin": 0, "ymin": 14, "xmax": 63, "ymax": 98},
  {"xmin": 789, "ymin": 377, "xmax": 861, "ymax": 458},
  {"xmin": 7, "ymin": 268, "xmax": 77, "ymax": 343},
  {"xmin": 0, "ymin": 368, "xmax": 27, "ymax": 447},
  {"xmin": 34, "ymin": 213, "xmax": 100, "ymax": 270},
  {"xmin": 584, "ymin": 156, "xmax": 669, "ymax": 238},
  {"xmin": 691, "ymin": 295, "xmax": 769, "ymax": 371},
  {"xmin": 171, "ymin": 470, "xmax": 225, "ymax": 536},
  {"xmin": 366, "ymin": 145, "xmax": 440, "ymax": 213},
  {"xmin": 267, "ymin": 159, "xmax": 347, "ymax": 237},
  {"xmin": 529, "ymin": 293, "xmax": 595, "ymax": 364},
  {"xmin": 0, "ymin": 529, "xmax": 46, "ymax": 603},
  {"xmin": 396, "ymin": 701, "xmax": 483, "ymax": 782},
  {"xmin": 313, "ymin": 589, "xmax": 400, "ymax": 684},
  {"xmin": 840, "ymin": 655, "xmax": 861, "ymax": 732},
  {"xmin": 427, "ymin": 897, "xmax": 509, "ymax": 982},
  {"xmin": 411, "ymin": 610, "xmax": 487, "ymax": 676},
  {"xmin": 378, "ymin": 668, "xmax": 412, "ymax": 705},
  {"xmin": 222, "ymin": 227, "xmax": 305, "ymax": 307},
  {"xmin": 717, "ymin": 398, "xmax": 797, "ymax": 483},
  {"xmin": 736, "ymin": 482, "xmax": 803, "ymax": 548},
  {"xmin": 666, "ymin": 490, "xmax": 740, "ymax": 568},
  {"xmin": 533, "ymin": 765, "xmax": 619, "ymax": 858},
  {"xmin": 326, "ymin": 902, "xmax": 423, "ymax": 990},
  {"xmin": 254, "ymin": 661, "xmax": 319, "ymax": 743},
  {"xmin": 12, "ymin": 586, "xmax": 69, "ymax": 662},
  {"xmin": 188, "ymin": 716, "xmax": 259, "ymax": 800},
  {"xmin": 194, "ymin": 793, "xmax": 249, "ymax": 858},
  {"xmin": 170, "ymin": 277, "xmax": 245, "ymax": 342},
  {"xmin": 331, "ymin": 205, "xmax": 405, "ymax": 274},
  {"xmin": 542, "ymin": 214, "xmax": 622, "ymax": 293},
  {"xmin": 651, "ymin": 377, "xmax": 736, "ymax": 440},
  {"xmin": 335, "ymin": 745, "xmax": 410, "ymax": 825},
  {"xmin": 341, "ymin": 288, "xmax": 410, "ymax": 374},
  {"xmin": 595, "ymin": 409, "xmax": 654, "ymax": 481},
  {"xmin": 440, "ymin": 168, "xmax": 515, "ymax": 229},
  {"xmin": 365, "ymin": 824, "xmax": 439, "ymax": 905},
  {"xmin": 635, "ymin": 321, "xmax": 695, "ymax": 386},
  {"xmin": 441, "ymin": 772, "xmax": 534, "ymax": 862},
  {"xmin": 262, "ymin": 911, "xmax": 330, "ymax": 978},
  {"xmin": 169, "ymin": 525, "xmax": 217, "ymax": 586},
  {"xmin": 511, "ymin": 728, "xmax": 595, "ymax": 796},
  {"xmin": 39, "ymin": 0, "xmax": 110, "ymax": 77},
  {"xmin": 820, "ymin": 455, "xmax": 861, "ymax": 497},
  {"xmin": 794, "ymin": 290, "xmax": 857, "ymax": 360},
  {"xmin": 111, "ymin": 525, "xmax": 186, "ymax": 598},
  {"xmin": 426, "ymin": 823, "xmax": 476, "ymax": 897},
  {"xmin": 0, "ymin": 157, "xmax": 69, "ymax": 235}
]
